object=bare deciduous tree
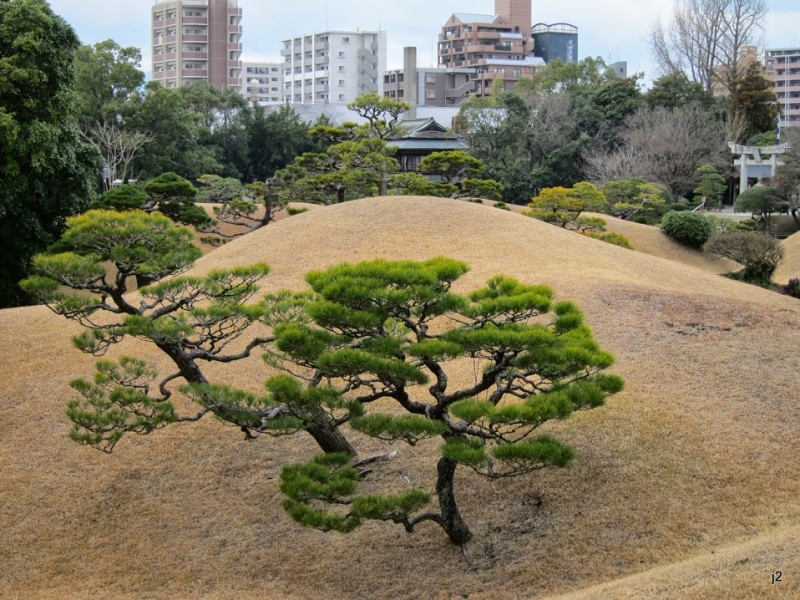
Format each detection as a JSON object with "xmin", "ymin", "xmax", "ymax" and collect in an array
[
  {"xmin": 584, "ymin": 104, "xmax": 728, "ymax": 198},
  {"xmin": 650, "ymin": 0, "xmax": 767, "ymax": 93},
  {"xmin": 82, "ymin": 123, "xmax": 154, "ymax": 190}
]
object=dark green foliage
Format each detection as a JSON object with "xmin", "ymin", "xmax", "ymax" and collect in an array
[
  {"xmin": 706, "ymin": 231, "xmax": 784, "ymax": 285},
  {"xmin": 196, "ymin": 174, "xmax": 242, "ymax": 204},
  {"xmin": 350, "ymin": 414, "xmax": 447, "ymax": 445},
  {"xmin": 0, "ymin": 0, "xmax": 100, "ymax": 307},
  {"xmin": 693, "ymin": 164, "xmax": 727, "ymax": 209},
  {"xmin": 661, "ymin": 211, "xmax": 715, "ymax": 248},
  {"xmin": 603, "ymin": 178, "xmax": 668, "ymax": 221},
  {"xmin": 286, "ymin": 207, "xmax": 309, "ymax": 216},
  {"xmin": 67, "ymin": 357, "xmax": 179, "ymax": 451},
  {"xmin": 89, "ymin": 185, "xmax": 146, "ymax": 211},
  {"xmin": 785, "ymin": 279, "xmax": 800, "ymax": 299},
  {"xmin": 729, "ymin": 219, "xmax": 758, "ymax": 232},
  {"xmin": 245, "ymin": 104, "xmax": 318, "ymax": 181},
  {"xmin": 280, "ymin": 453, "xmax": 433, "ymax": 532},
  {"xmin": 388, "ymin": 172, "xmax": 455, "ymax": 197},
  {"xmin": 729, "ymin": 63, "xmax": 781, "ymax": 142},
  {"xmin": 73, "ymin": 40, "xmax": 144, "ymax": 129},
  {"xmin": 646, "ymin": 72, "xmax": 712, "ymax": 111},
  {"xmin": 125, "ymin": 82, "xmax": 221, "ymax": 180},
  {"xmin": 734, "ymin": 186, "xmax": 782, "ymax": 233},
  {"xmin": 457, "ymin": 81, "xmax": 595, "ymax": 204},
  {"xmin": 747, "ymin": 131, "xmax": 778, "ymax": 147},
  {"xmin": 419, "ymin": 151, "xmax": 486, "ymax": 184},
  {"xmin": 143, "ymin": 172, "xmax": 212, "ymax": 228}
]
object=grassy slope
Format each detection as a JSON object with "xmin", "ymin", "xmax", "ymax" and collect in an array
[
  {"xmin": 2, "ymin": 196, "xmax": 799, "ymax": 599},
  {"xmin": 776, "ymin": 230, "xmax": 800, "ymax": 285}
]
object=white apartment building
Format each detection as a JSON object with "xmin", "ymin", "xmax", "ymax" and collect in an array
[
  {"xmin": 765, "ymin": 47, "xmax": 800, "ymax": 131},
  {"xmin": 241, "ymin": 61, "xmax": 283, "ymax": 104},
  {"xmin": 151, "ymin": 0, "xmax": 242, "ymax": 89},
  {"xmin": 280, "ymin": 30, "xmax": 387, "ymax": 105}
]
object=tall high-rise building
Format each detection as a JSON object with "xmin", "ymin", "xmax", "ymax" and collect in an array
[
  {"xmin": 280, "ymin": 31, "xmax": 387, "ymax": 105},
  {"xmin": 151, "ymin": 0, "xmax": 242, "ymax": 89},
  {"xmin": 765, "ymin": 47, "xmax": 800, "ymax": 130},
  {"xmin": 438, "ymin": 0, "xmax": 542, "ymax": 97}
]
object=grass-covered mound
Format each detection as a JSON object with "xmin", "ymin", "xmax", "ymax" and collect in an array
[{"xmin": 2, "ymin": 196, "xmax": 799, "ymax": 599}]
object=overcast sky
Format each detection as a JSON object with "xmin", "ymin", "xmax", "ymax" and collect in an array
[{"xmin": 49, "ymin": 0, "xmax": 800, "ymax": 85}]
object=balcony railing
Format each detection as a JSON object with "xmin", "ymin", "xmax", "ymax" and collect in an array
[
  {"xmin": 182, "ymin": 69, "xmax": 208, "ymax": 78},
  {"xmin": 183, "ymin": 34, "xmax": 208, "ymax": 42}
]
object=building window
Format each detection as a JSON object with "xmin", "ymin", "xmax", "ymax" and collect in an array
[
  {"xmin": 426, "ymin": 74, "xmax": 436, "ymax": 83},
  {"xmin": 342, "ymin": 37, "xmax": 350, "ymax": 43},
  {"xmin": 426, "ymin": 90, "xmax": 436, "ymax": 99},
  {"xmin": 338, "ymin": 66, "xmax": 345, "ymax": 72},
  {"xmin": 512, "ymin": 69, "xmax": 522, "ymax": 78},
  {"xmin": 338, "ymin": 79, "xmax": 345, "ymax": 86},
  {"xmin": 338, "ymin": 94, "xmax": 346, "ymax": 100},
  {"xmin": 338, "ymin": 51, "xmax": 345, "ymax": 58}
]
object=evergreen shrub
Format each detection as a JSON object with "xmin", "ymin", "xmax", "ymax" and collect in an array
[{"xmin": 661, "ymin": 211, "xmax": 715, "ymax": 248}]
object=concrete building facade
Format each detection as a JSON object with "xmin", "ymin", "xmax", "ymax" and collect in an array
[
  {"xmin": 151, "ymin": 0, "xmax": 242, "ymax": 89},
  {"xmin": 531, "ymin": 23, "xmax": 578, "ymax": 64},
  {"xmin": 241, "ymin": 62, "xmax": 283, "ymax": 104},
  {"xmin": 384, "ymin": 48, "xmax": 478, "ymax": 109},
  {"xmin": 280, "ymin": 30, "xmax": 387, "ymax": 105},
  {"xmin": 765, "ymin": 47, "xmax": 800, "ymax": 130},
  {"xmin": 438, "ymin": 0, "xmax": 543, "ymax": 97}
]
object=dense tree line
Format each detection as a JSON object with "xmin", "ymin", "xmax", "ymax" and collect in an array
[
  {"xmin": 74, "ymin": 39, "xmax": 322, "ymax": 183},
  {"xmin": 0, "ymin": 0, "xmax": 99, "ymax": 307},
  {"xmin": 456, "ymin": 57, "xmax": 779, "ymax": 206}
]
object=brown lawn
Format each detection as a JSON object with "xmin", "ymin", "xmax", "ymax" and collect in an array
[
  {"xmin": 1, "ymin": 196, "xmax": 799, "ymax": 599},
  {"xmin": 777, "ymin": 230, "xmax": 800, "ymax": 285}
]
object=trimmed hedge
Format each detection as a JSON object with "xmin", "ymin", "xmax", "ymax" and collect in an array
[{"xmin": 661, "ymin": 211, "xmax": 714, "ymax": 248}]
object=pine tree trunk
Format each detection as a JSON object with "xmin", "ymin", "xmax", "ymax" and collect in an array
[
  {"xmin": 435, "ymin": 456, "xmax": 473, "ymax": 544},
  {"xmin": 379, "ymin": 174, "xmax": 388, "ymax": 197},
  {"xmin": 306, "ymin": 423, "xmax": 357, "ymax": 457},
  {"xmin": 159, "ymin": 344, "xmax": 356, "ymax": 456}
]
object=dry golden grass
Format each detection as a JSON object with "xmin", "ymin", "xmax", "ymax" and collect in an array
[
  {"xmin": 475, "ymin": 202, "xmax": 739, "ymax": 275},
  {"xmin": 776, "ymin": 231, "xmax": 800, "ymax": 285},
  {"xmin": 581, "ymin": 212, "xmax": 742, "ymax": 275},
  {"xmin": 2, "ymin": 196, "xmax": 800, "ymax": 599}
]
